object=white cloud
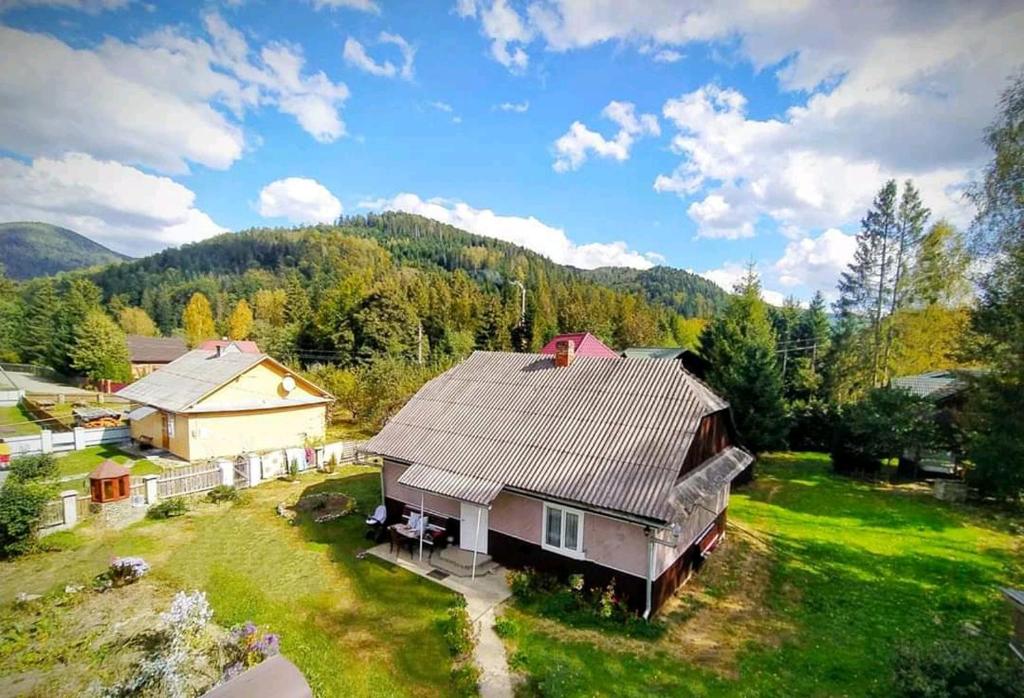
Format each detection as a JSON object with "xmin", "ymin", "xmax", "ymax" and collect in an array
[
  {"xmin": 496, "ymin": 100, "xmax": 530, "ymax": 113},
  {"xmin": 698, "ymin": 262, "xmax": 786, "ymax": 306},
  {"xmin": 456, "ymin": 0, "xmax": 531, "ymax": 72},
  {"xmin": 360, "ymin": 193, "xmax": 662, "ymax": 269},
  {"xmin": 257, "ymin": 177, "xmax": 342, "ymax": 224},
  {"xmin": 0, "ymin": 153, "xmax": 225, "ymax": 256},
  {"xmin": 461, "ymin": 1, "xmax": 1020, "ymax": 236},
  {"xmin": 431, "ymin": 101, "xmax": 454, "ymax": 113},
  {"xmin": 0, "ymin": 13, "xmax": 349, "ymax": 174},
  {"xmin": 652, "ymin": 49, "xmax": 682, "ymax": 63},
  {"xmin": 0, "ymin": 0, "xmax": 129, "ymax": 12},
  {"xmin": 311, "ymin": 0, "xmax": 379, "ymax": 13},
  {"xmin": 343, "ymin": 32, "xmax": 415, "ymax": 80},
  {"xmin": 774, "ymin": 228, "xmax": 857, "ymax": 291},
  {"xmin": 553, "ymin": 100, "xmax": 659, "ymax": 172}
]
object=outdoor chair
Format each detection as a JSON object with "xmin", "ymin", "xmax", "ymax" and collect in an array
[{"xmin": 364, "ymin": 504, "xmax": 387, "ymax": 542}]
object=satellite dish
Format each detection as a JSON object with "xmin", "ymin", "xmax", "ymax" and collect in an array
[{"xmin": 281, "ymin": 376, "xmax": 296, "ymax": 393}]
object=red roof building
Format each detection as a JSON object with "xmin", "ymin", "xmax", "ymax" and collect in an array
[
  {"xmin": 197, "ymin": 339, "xmax": 261, "ymax": 354},
  {"xmin": 539, "ymin": 333, "xmax": 619, "ymax": 359}
]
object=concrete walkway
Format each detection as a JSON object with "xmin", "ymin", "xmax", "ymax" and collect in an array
[{"xmin": 366, "ymin": 544, "xmax": 514, "ymax": 697}]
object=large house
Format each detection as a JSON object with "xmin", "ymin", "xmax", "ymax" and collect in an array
[
  {"xmin": 125, "ymin": 335, "xmax": 188, "ymax": 378},
  {"xmin": 363, "ymin": 340, "xmax": 751, "ymax": 617},
  {"xmin": 118, "ymin": 344, "xmax": 332, "ymax": 462}
]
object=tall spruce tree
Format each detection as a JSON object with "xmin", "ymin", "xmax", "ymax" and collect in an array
[
  {"xmin": 700, "ymin": 267, "xmax": 788, "ymax": 453},
  {"xmin": 69, "ymin": 310, "xmax": 132, "ymax": 382}
]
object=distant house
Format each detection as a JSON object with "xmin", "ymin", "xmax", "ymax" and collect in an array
[
  {"xmin": 125, "ymin": 335, "xmax": 188, "ymax": 378},
  {"xmin": 1004, "ymin": 588, "xmax": 1024, "ymax": 663},
  {"xmin": 198, "ymin": 339, "xmax": 261, "ymax": 354},
  {"xmin": 363, "ymin": 341, "xmax": 751, "ymax": 617},
  {"xmin": 539, "ymin": 332, "xmax": 620, "ymax": 359},
  {"xmin": 117, "ymin": 345, "xmax": 332, "ymax": 462},
  {"xmin": 621, "ymin": 347, "xmax": 711, "ymax": 379},
  {"xmin": 891, "ymin": 369, "xmax": 980, "ymax": 477}
]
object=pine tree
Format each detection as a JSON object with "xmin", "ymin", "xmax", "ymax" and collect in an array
[
  {"xmin": 69, "ymin": 310, "xmax": 132, "ymax": 382},
  {"xmin": 182, "ymin": 293, "xmax": 216, "ymax": 347},
  {"xmin": 227, "ymin": 299, "xmax": 254, "ymax": 340},
  {"xmin": 881, "ymin": 181, "xmax": 930, "ymax": 377},
  {"xmin": 700, "ymin": 267, "xmax": 788, "ymax": 453}
]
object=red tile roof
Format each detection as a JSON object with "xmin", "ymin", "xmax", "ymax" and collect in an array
[
  {"xmin": 197, "ymin": 339, "xmax": 261, "ymax": 353},
  {"xmin": 539, "ymin": 332, "xmax": 620, "ymax": 359},
  {"xmin": 89, "ymin": 460, "xmax": 130, "ymax": 479}
]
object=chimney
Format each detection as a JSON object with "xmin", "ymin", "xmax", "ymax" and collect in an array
[
  {"xmin": 554, "ymin": 339, "xmax": 575, "ymax": 368},
  {"xmin": 215, "ymin": 344, "xmax": 225, "ymax": 358}
]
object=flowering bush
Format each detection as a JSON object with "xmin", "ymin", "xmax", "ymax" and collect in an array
[
  {"xmin": 105, "ymin": 591, "xmax": 218, "ymax": 698},
  {"xmin": 223, "ymin": 620, "xmax": 280, "ymax": 680},
  {"xmin": 110, "ymin": 557, "xmax": 150, "ymax": 586}
]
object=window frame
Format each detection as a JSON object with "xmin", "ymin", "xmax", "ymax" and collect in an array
[{"xmin": 541, "ymin": 502, "xmax": 585, "ymax": 560}]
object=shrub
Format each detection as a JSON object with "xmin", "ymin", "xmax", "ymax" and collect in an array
[
  {"xmin": 147, "ymin": 497, "xmax": 188, "ymax": 520},
  {"xmin": 492, "ymin": 615, "xmax": 518, "ymax": 639},
  {"xmin": 8, "ymin": 454, "xmax": 58, "ymax": 483},
  {"xmin": 893, "ymin": 636, "xmax": 1024, "ymax": 697},
  {"xmin": 207, "ymin": 485, "xmax": 239, "ymax": 504},
  {"xmin": 438, "ymin": 599, "xmax": 479, "ymax": 698},
  {"xmin": 288, "ymin": 459, "xmax": 299, "ymax": 480},
  {"xmin": 0, "ymin": 479, "xmax": 55, "ymax": 556},
  {"xmin": 831, "ymin": 388, "xmax": 938, "ymax": 475}
]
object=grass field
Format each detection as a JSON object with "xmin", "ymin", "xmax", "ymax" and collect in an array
[
  {"xmin": 501, "ymin": 452, "xmax": 1024, "ymax": 697},
  {"xmin": 0, "ymin": 467, "xmax": 463, "ymax": 697},
  {"xmin": 0, "ymin": 404, "xmax": 40, "ymax": 437}
]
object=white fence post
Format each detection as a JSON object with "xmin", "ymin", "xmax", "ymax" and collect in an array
[
  {"xmin": 60, "ymin": 490, "xmax": 78, "ymax": 529},
  {"xmin": 143, "ymin": 475, "xmax": 159, "ymax": 504},
  {"xmin": 218, "ymin": 459, "xmax": 233, "ymax": 487},
  {"xmin": 247, "ymin": 456, "xmax": 262, "ymax": 488},
  {"xmin": 73, "ymin": 427, "xmax": 86, "ymax": 451},
  {"xmin": 40, "ymin": 429, "xmax": 53, "ymax": 454}
]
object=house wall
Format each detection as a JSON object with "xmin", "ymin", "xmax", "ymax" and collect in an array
[
  {"xmin": 183, "ymin": 404, "xmax": 327, "ymax": 461},
  {"xmin": 130, "ymin": 362, "xmax": 169, "ymax": 379},
  {"xmin": 653, "ymin": 482, "xmax": 730, "ymax": 578},
  {"xmin": 381, "ymin": 459, "xmax": 461, "ymax": 518},
  {"xmin": 680, "ymin": 410, "xmax": 732, "ymax": 475},
  {"xmin": 199, "ymin": 361, "xmax": 322, "ymax": 410},
  {"xmin": 129, "ymin": 409, "xmax": 190, "ymax": 459}
]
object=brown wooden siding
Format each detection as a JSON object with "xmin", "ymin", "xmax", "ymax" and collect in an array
[{"xmin": 680, "ymin": 410, "xmax": 732, "ymax": 477}]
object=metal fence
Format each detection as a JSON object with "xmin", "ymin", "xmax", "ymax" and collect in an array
[{"xmin": 156, "ymin": 464, "xmax": 221, "ymax": 499}]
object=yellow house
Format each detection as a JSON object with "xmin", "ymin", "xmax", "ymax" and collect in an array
[{"xmin": 117, "ymin": 344, "xmax": 333, "ymax": 462}]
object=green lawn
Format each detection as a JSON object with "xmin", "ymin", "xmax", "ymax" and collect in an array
[
  {"xmin": 0, "ymin": 404, "xmax": 40, "ymax": 437},
  {"xmin": 502, "ymin": 452, "xmax": 1024, "ymax": 697},
  {"xmin": 0, "ymin": 467, "xmax": 463, "ymax": 697},
  {"xmin": 55, "ymin": 444, "xmax": 133, "ymax": 478}
]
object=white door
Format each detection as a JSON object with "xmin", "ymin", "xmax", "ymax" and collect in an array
[{"xmin": 459, "ymin": 502, "xmax": 489, "ymax": 554}]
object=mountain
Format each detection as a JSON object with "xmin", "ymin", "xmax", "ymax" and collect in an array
[
  {"xmin": 88, "ymin": 212, "xmax": 727, "ymax": 361},
  {"xmin": 0, "ymin": 222, "xmax": 129, "ymax": 280}
]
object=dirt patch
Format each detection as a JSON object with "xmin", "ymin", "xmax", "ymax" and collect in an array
[{"xmin": 657, "ymin": 525, "xmax": 793, "ymax": 677}]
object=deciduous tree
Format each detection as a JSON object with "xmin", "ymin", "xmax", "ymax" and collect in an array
[
  {"xmin": 182, "ymin": 292, "xmax": 216, "ymax": 348},
  {"xmin": 69, "ymin": 310, "xmax": 132, "ymax": 382}
]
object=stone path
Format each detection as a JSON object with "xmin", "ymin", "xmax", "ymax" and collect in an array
[{"xmin": 366, "ymin": 544, "xmax": 514, "ymax": 697}]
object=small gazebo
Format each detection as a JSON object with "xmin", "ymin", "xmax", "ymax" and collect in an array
[{"xmin": 89, "ymin": 460, "xmax": 131, "ymax": 504}]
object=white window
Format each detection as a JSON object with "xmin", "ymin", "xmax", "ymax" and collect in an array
[{"xmin": 542, "ymin": 502, "xmax": 585, "ymax": 559}]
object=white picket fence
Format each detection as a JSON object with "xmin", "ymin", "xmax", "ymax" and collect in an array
[
  {"xmin": 34, "ymin": 439, "xmax": 368, "ymax": 535},
  {"xmin": 4, "ymin": 426, "xmax": 130, "ymax": 457}
]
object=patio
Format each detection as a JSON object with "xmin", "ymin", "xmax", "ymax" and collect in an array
[{"xmin": 366, "ymin": 541, "xmax": 514, "ymax": 698}]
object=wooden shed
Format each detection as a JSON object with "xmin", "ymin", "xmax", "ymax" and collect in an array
[{"xmin": 89, "ymin": 460, "xmax": 131, "ymax": 503}]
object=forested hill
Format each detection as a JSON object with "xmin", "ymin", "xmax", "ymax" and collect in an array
[
  {"xmin": 0, "ymin": 222, "xmax": 129, "ymax": 280},
  {"xmin": 86, "ymin": 212, "xmax": 724, "ymax": 364}
]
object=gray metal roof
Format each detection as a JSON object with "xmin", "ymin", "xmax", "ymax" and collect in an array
[
  {"xmin": 364, "ymin": 351, "xmax": 735, "ymax": 522},
  {"xmin": 621, "ymin": 347, "xmax": 687, "ymax": 360},
  {"xmin": 1004, "ymin": 588, "xmax": 1024, "ymax": 608},
  {"xmin": 117, "ymin": 349, "xmax": 268, "ymax": 412},
  {"xmin": 398, "ymin": 463, "xmax": 505, "ymax": 506},
  {"xmin": 126, "ymin": 335, "xmax": 188, "ymax": 364},
  {"xmin": 669, "ymin": 446, "xmax": 752, "ymax": 519},
  {"xmin": 891, "ymin": 370, "xmax": 980, "ymax": 402}
]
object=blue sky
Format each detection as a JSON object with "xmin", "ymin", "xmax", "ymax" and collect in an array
[{"xmin": 1, "ymin": 1, "xmax": 1022, "ymax": 302}]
